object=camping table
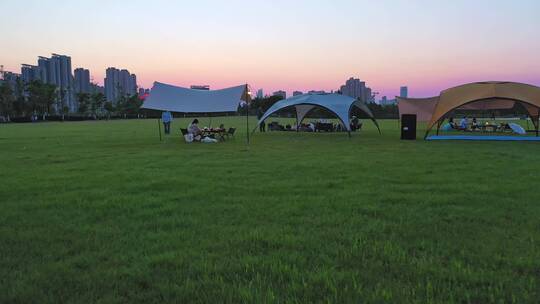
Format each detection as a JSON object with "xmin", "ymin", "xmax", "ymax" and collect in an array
[
  {"xmin": 201, "ymin": 129, "xmax": 227, "ymax": 141},
  {"xmin": 481, "ymin": 124, "xmax": 498, "ymax": 133}
]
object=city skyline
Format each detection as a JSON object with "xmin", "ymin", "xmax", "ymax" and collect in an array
[{"xmin": 1, "ymin": 0, "xmax": 539, "ymax": 98}]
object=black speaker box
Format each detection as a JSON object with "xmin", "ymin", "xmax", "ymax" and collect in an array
[{"xmin": 401, "ymin": 114, "xmax": 417, "ymax": 140}]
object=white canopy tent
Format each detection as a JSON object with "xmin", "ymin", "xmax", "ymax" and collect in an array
[
  {"xmin": 255, "ymin": 93, "xmax": 380, "ymax": 134},
  {"xmin": 141, "ymin": 82, "xmax": 252, "ymax": 142},
  {"xmin": 142, "ymin": 82, "xmax": 250, "ymax": 113}
]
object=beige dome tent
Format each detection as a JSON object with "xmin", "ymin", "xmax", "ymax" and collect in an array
[{"xmin": 397, "ymin": 82, "xmax": 540, "ymax": 138}]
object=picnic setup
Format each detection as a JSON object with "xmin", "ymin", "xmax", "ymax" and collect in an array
[
  {"xmin": 141, "ymin": 83, "xmax": 382, "ymax": 143},
  {"xmin": 139, "ymin": 80, "xmax": 540, "ymax": 143},
  {"xmin": 142, "ymin": 82, "xmax": 249, "ymax": 143},
  {"xmin": 397, "ymin": 81, "xmax": 540, "ymax": 141},
  {"xmin": 254, "ymin": 92, "xmax": 381, "ymax": 136}
]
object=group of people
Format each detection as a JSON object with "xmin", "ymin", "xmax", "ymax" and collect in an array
[
  {"xmin": 266, "ymin": 116, "xmax": 362, "ymax": 133},
  {"xmin": 162, "ymin": 111, "xmax": 226, "ymax": 142},
  {"xmin": 448, "ymin": 116, "xmax": 513, "ymax": 132},
  {"xmin": 162, "ymin": 111, "xmax": 199, "ymax": 136},
  {"xmin": 449, "ymin": 116, "xmax": 479, "ymax": 131}
]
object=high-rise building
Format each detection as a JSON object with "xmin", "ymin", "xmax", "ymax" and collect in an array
[
  {"xmin": 400, "ymin": 86, "xmax": 408, "ymax": 98},
  {"xmin": 105, "ymin": 68, "xmax": 119, "ymax": 102},
  {"xmin": 52, "ymin": 54, "xmax": 74, "ymax": 111},
  {"xmin": 20, "ymin": 53, "xmax": 75, "ymax": 112},
  {"xmin": 256, "ymin": 89, "xmax": 264, "ymax": 99},
  {"xmin": 74, "ymin": 68, "xmax": 91, "ymax": 94},
  {"xmin": 104, "ymin": 67, "xmax": 137, "ymax": 103},
  {"xmin": 366, "ymin": 87, "xmax": 375, "ymax": 103},
  {"xmin": 293, "ymin": 91, "xmax": 303, "ymax": 96},
  {"xmin": 273, "ymin": 90, "xmax": 286, "ymax": 99},
  {"xmin": 379, "ymin": 96, "xmax": 397, "ymax": 106},
  {"xmin": 37, "ymin": 57, "xmax": 49, "ymax": 83},
  {"xmin": 21, "ymin": 64, "xmax": 43, "ymax": 83},
  {"xmin": 340, "ymin": 77, "xmax": 372, "ymax": 103},
  {"xmin": 1, "ymin": 71, "xmax": 20, "ymax": 91}
]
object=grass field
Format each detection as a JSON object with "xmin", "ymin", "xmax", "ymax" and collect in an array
[{"xmin": 1, "ymin": 117, "xmax": 540, "ymax": 303}]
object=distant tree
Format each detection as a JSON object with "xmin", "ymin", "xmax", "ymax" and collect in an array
[
  {"xmin": 250, "ymin": 95, "xmax": 284, "ymax": 114},
  {"xmin": 90, "ymin": 92, "xmax": 106, "ymax": 117},
  {"xmin": 42, "ymin": 84, "xmax": 57, "ymax": 114},
  {"xmin": 0, "ymin": 83, "xmax": 15, "ymax": 118},
  {"xmin": 13, "ymin": 78, "xmax": 27, "ymax": 116},
  {"xmin": 76, "ymin": 92, "xmax": 91, "ymax": 114},
  {"xmin": 123, "ymin": 95, "xmax": 143, "ymax": 115},
  {"xmin": 115, "ymin": 95, "xmax": 127, "ymax": 115},
  {"xmin": 103, "ymin": 101, "xmax": 115, "ymax": 119},
  {"xmin": 27, "ymin": 80, "xmax": 57, "ymax": 114},
  {"xmin": 113, "ymin": 94, "xmax": 143, "ymax": 116}
]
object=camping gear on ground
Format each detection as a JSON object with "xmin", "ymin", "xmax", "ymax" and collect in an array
[
  {"xmin": 201, "ymin": 137, "xmax": 218, "ymax": 143},
  {"xmin": 441, "ymin": 123, "xmax": 453, "ymax": 132},
  {"xmin": 316, "ymin": 122, "xmax": 334, "ymax": 132},
  {"xmin": 509, "ymin": 123, "xmax": 526, "ymax": 135},
  {"xmin": 184, "ymin": 134, "xmax": 194, "ymax": 143}
]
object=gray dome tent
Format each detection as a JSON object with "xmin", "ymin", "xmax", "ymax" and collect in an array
[{"xmin": 255, "ymin": 93, "xmax": 380, "ymax": 134}]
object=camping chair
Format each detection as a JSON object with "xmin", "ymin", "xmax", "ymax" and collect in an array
[
  {"xmin": 225, "ymin": 127, "xmax": 236, "ymax": 139},
  {"xmin": 180, "ymin": 128, "xmax": 192, "ymax": 143}
]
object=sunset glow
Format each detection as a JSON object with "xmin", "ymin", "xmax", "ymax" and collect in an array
[{"xmin": 2, "ymin": 0, "xmax": 539, "ymax": 98}]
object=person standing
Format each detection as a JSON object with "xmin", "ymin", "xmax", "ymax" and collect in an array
[
  {"xmin": 162, "ymin": 111, "xmax": 173, "ymax": 134},
  {"xmin": 257, "ymin": 107, "xmax": 266, "ymax": 132}
]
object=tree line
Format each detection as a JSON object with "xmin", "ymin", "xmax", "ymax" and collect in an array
[
  {"xmin": 1, "ymin": 81, "xmax": 400, "ymax": 121},
  {"xmin": 0, "ymin": 80, "xmax": 144, "ymax": 121}
]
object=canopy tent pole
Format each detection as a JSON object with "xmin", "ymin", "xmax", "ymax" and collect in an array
[
  {"xmin": 436, "ymin": 119, "xmax": 442, "ymax": 136},
  {"xmin": 533, "ymin": 115, "xmax": 540, "ymax": 137},
  {"xmin": 246, "ymin": 103, "xmax": 250, "ymax": 145},
  {"xmin": 296, "ymin": 107, "xmax": 299, "ymax": 132},
  {"xmin": 157, "ymin": 118, "xmax": 162, "ymax": 142}
]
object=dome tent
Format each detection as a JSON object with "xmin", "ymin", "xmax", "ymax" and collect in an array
[
  {"xmin": 255, "ymin": 93, "xmax": 380, "ymax": 135},
  {"xmin": 397, "ymin": 81, "xmax": 540, "ymax": 139}
]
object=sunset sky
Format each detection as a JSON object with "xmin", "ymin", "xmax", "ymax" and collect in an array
[{"xmin": 1, "ymin": 0, "xmax": 539, "ymax": 98}]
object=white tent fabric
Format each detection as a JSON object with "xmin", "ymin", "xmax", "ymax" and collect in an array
[
  {"xmin": 256, "ymin": 93, "xmax": 380, "ymax": 132},
  {"xmin": 142, "ymin": 82, "xmax": 248, "ymax": 113},
  {"xmin": 295, "ymin": 104, "xmax": 316, "ymax": 125}
]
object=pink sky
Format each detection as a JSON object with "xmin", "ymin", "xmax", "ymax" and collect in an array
[{"xmin": 2, "ymin": 0, "xmax": 539, "ymax": 99}]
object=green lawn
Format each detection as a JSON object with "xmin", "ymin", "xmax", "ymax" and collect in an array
[{"xmin": 1, "ymin": 117, "xmax": 540, "ymax": 303}]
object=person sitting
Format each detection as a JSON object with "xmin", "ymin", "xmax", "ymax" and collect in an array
[
  {"xmin": 448, "ymin": 117, "xmax": 456, "ymax": 129},
  {"xmin": 459, "ymin": 116, "xmax": 468, "ymax": 130},
  {"xmin": 188, "ymin": 119, "xmax": 202, "ymax": 141},
  {"xmin": 472, "ymin": 117, "xmax": 479, "ymax": 130},
  {"xmin": 350, "ymin": 116, "xmax": 362, "ymax": 131}
]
